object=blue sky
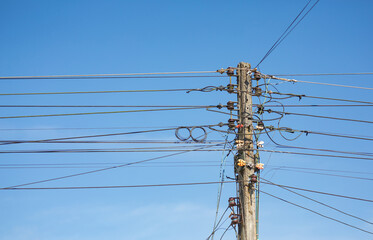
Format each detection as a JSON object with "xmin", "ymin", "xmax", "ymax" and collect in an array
[{"xmin": 0, "ymin": 0, "xmax": 372, "ymax": 239}]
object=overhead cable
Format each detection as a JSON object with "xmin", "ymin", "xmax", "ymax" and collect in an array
[
  {"xmin": 1, "ymin": 181, "xmax": 236, "ymax": 190},
  {"xmin": 0, "ymin": 70, "xmax": 221, "ymax": 80},
  {"xmin": 261, "ymin": 178, "xmax": 373, "ymax": 225},
  {"xmin": 268, "ymin": 110, "xmax": 373, "ymax": 124},
  {"xmin": 270, "ymin": 91, "xmax": 373, "ymax": 105},
  {"xmin": 2, "ymin": 145, "xmax": 221, "ymax": 189},
  {"xmin": 261, "ymin": 182, "xmax": 373, "ymax": 203},
  {"xmin": 269, "ymin": 76, "xmax": 373, "ymax": 91},
  {"xmin": 256, "ymin": 0, "xmax": 319, "ymax": 67},
  {"xmin": 270, "ymin": 72, "xmax": 373, "ymax": 77},
  {"xmin": 0, "ymin": 106, "xmax": 216, "ymax": 120},
  {"xmin": 271, "ymin": 168, "xmax": 373, "ymax": 181},
  {"xmin": 261, "ymin": 190, "xmax": 373, "ymax": 235}
]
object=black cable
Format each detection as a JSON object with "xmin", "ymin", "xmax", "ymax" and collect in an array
[
  {"xmin": 1, "ymin": 145, "xmax": 221, "ymax": 189},
  {"xmin": 261, "ymin": 178, "xmax": 373, "ymax": 225},
  {"xmin": 274, "ymin": 127, "xmax": 373, "ymax": 141},
  {"xmin": 0, "ymin": 140, "xmax": 225, "ymax": 144},
  {"xmin": 0, "ymin": 106, "xmax": 216, "ymax": 120},
  {"xmin": 260, "ymin": 190, "xmax": 373, "ymax": 235},
  {"xmin": 219, "ymin": 224, "xmax": 232, "ymax": 240},
  {"xmin": 256, "ymin": 104, "xmax": 373, "ymax": 108},
  {"xmin": 0, "ymin": 75, "xmax": 227, "ymax": 80},
  {"xmin": 0, "ymin": 123, "xmax": 225, "ymax": 146},
  {"xmin": 254, "ymin": 149, "xmax": 373, "ymax": 161},
  {"xmin": 206, "ymin": 207, "xmax": 230, "ymax": 240},
  {"xmin": 0, "ymin": 105, "xmax": 223, "ymax": 108},
  {"xmin": 260, "ymin": 182, "xmax": 373, "ymax": 203},
  {"xmin": 0, "ymin": 147, "xmax": 227, "ymax": 154},
  {"xmin": 268, "ymin": 110, "xmax": 373, "ymax": 124},
  {"xmin": 267, "ymin": 165, "xmax": 373, "ymax": 175},
  {"xmin": 257, "ymin": 0, "xmax": 320, "ymax": 68},
  {"xmin": 255, "ymin": 0, "xmax": 313, "ymax": 67},
  {"xmin": 269, "ymin": 72, "xmax": 373, "ymax": 77},
  {"xmin": 277, "ymin": 145, "xmax": 373, "ymax": 157},
  {"xmin": 1, "ymin": 181, "xmax": 237, "ymax": 190},
  {"xmin": 271, "ymin": 168, "xmax": 373, "ymax": 181},
  {"xmin": 270, "ymin": 91, "xmax": 373, "ymax": 105}
]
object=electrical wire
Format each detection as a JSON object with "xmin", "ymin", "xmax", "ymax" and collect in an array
[
  {"xmin": 0, "ymin": 86, "xmax": 229, "ymax": 96},
  {"xmin": 260, "ymin": 182, "xmax": 373, "ymax": 203},
  {"xmin": 270, "ymin": 168, "xmax": 373, "ymax": 181},
  {"xmin": 255, "ymin": 0, "xmax": 314, "ymax": 67},
  {"xmin": 274, "ymin": 127, "xmax": 373, "ymax": 141},
  {"xmin": 276, "ymin": 145, "xmax": 373, "ymax": 157},
  {"xmin": 260, "ymin": 190, "xmax": 373, "ymax": 235},
  {"xmin": 0, "ymin": 140, "xmax": 225, "ymax": 144},
  {"xmin": 2, "ymin": 144, "xmax": 222, "ymax": 189},
  {"xmin": 268, "ymin": 110, "xmax": 373, "ymax": 124},
  {"xmin": 1, "ymin": 181, "xmax": 237, "ymax": 190},
  {"xmin": 0, "ymin": 127, "xmax": 178, "ymax": 146},
  {"xmin": 257, "ymin": 104, "xmax": 373, "ymax": 107},
  {"xmin": 261, "ymin": 178, "xmax": 373, "ymax": 225},
  {"xmin": 0, "ymin": 148, "xmax": 228, "ymax": 154},
  {"xmin": 270, "ymin": 72, "xmax": 373, "ymax": 77},
  {"xmin": 207, "ymin": 207, "xmax": 230, "ymax": 240},
  {"xmin": 0, "ymin": 70, "xmax": 221, "ymax": 80},
  {"xmin": 269, "ymin": 91, "xmax": 373, "ymax": 104},
  {"xmin": 266, "ymin": 165, "xmax": 373, "ymax": 176},
  {"xmin": 254, "ymin": 149, "xmax": 373, "ymax": 161},
  {"xmin": 0, "ymin": 106, "xmax": 216, "ymax": 120},
  {"xmin": 0, "ymin": 105, "xmax": 222, "ymax": 108},
  {"xmin": 0, "ymin": 89, "xmax": 193, "ymax": 96},
  {"xmin": 269, "ymin": 76, "xmax": 373, "ymax": 91}
]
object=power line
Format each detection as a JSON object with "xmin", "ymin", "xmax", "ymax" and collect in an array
[
  {"xmin": 256, "ymin": 0, "xmax": 317, "ymax": 67},
  {"xmin": 255, "ymin": 149, "xmax": 373, "ymax": 161},
  {"xmin": 261, "ymin": 178, "xmax": 373, "ymax": 225},
  {"xmin": 271, "ymin": 168, "xmax": 373, "ymax": 181},
  {"xmin": 0, "ymin": 127, "xmax": 178, "ymax": 146},
  {"xmin": 1, "ymin": 181, "xmax": 236, "ymax": 190},
  {"xmin": 2, "ymin": 145, "xmax": 222, "ymax": 189},
  {"xmin": 269, "ymin": 72, "xmax": 373, "ymax": 77},
  {"xmin": 268, "ymin": 110, "xmax": 373, "ymax": 124},
  {"xmin": 0, "ymin": 123, "xmax": 226, "ymax": 146},
  {"xmin": 276, "ymin": 145, "xmax": 373, "ymax": 157},
  {"xmin": 0, "ymin": 148, "xmax": 227, "ymax": 154},
  {"xmin": 0, "ymin": 106, "xmax": 217, "ymax": 120},
  {"xmin": 270, "ymin": 91, "xmax": 373, "ymax": 105},
  {"xmin": 267, "ymin": 165, "xmax": 373, "ymax": 175},
  {"xmin": 2, "ymin": 147, "xmax": 373, "ymax": 161},
  {"xmin": 0, "ymin": 140, "xmax": 225, "ymax": 144},
  {"xmin": 0, "ymin": 70, "xmax": 221, "ymax": 80},
  {"xmin": 275, "ymin": 127, "xmax": 373, "ymax": 141},
  {"xmin": 0, "ymin": 126, "xmax": 180, "ymax": 131},
  {"xmin": 0, "ymin": 105, "xmax": 220, "ymax": 108},
  {"xmin": 0, "ymin": 87, "xmax": 222, "ymax": 96},
  {"xmin": 261, "ymin": 104, "xmax": 373, "ymax": 107},
  {"xmin": 261, "ymin": 182, "xmax": 373, "ymax": 203},
  {"xmin": 269, "ymin": 76, "xmax": 373, "ymax": 91},
  {"xmin": 3, "ymin": 104, "xmax": 373, "ymax": 108},
  {"xmin": 260, "ymin": 190, "xmax": 373, "ymax": 235}
]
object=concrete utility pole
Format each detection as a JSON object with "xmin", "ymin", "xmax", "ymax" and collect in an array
[{"xmin": 236, "ymin": 62, "xmax": 256, "ymax": 240}]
